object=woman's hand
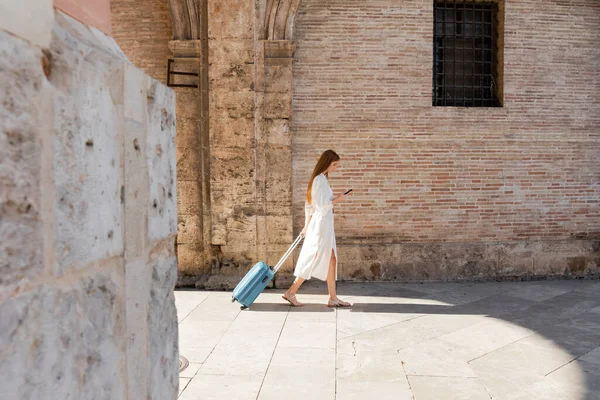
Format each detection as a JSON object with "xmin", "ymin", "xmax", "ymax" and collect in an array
[
  {"xmin": 333, "ymin": 189, "xmax": 352, "ymax": 204},
  {"xmin": 301, "ymin": 226, "xmax": 308, "ymax": 237}
]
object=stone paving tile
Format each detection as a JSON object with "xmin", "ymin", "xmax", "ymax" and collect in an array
[
  {"xmin": 176, "ymin": 280, "xmax": 600, "ymax": 400},
  {"xmin": 179, "ymin": 362, "xmax": 202, "ymax": 379},
  {"xmin": 398, "ymin": 338, "xmax": 477, "ymax": 377},
  {"xmin": 175, "ymin": 290, "xmax": 210, "ymax": 322},
  {"xmin": 580, "ymin": 346, "xmax": 600, "ymax": 365},
  {"xmin": 277, "ymin": 321, "xmax": 337, "ymax": 349},
  {"xmin": 408, "ymin": 376, "xmax": 491, "ymax": 400},
  {"xmin": 178, "ymin": 378, "xmax": 190, "ymax": 398},
  {"xmin": 179, "ymin": 373, "xmax": 262, "ymax": 400},
  {"xmin": 547, "ymin": 360, "xmax": 600, "ymax": 400},
  {"xmin": 336, "ymin": 380, "xmax": 413, "ymax": 400}
]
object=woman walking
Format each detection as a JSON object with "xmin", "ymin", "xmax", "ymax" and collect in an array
[{"xmin": 282, "ymin": 150, "xmax": 352, "ymax": 308}]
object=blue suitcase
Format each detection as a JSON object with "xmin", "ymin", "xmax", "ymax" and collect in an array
[{"xmin": 232, "ymin": 235, "xmax": 303, "ymax": 310}]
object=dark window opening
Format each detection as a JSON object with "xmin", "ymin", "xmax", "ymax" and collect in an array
[{"xmin": 433, "ymin": 1, "xmax": 501, "ymax": 107}]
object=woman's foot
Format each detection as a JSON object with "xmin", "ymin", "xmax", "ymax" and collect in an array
[
  {"xmin": 328, "ymin": 298, "xmax": 351, "ymax": 308},
  {"xmin": 282, "ymin": 292, "xmax": 304, "ymax": 307}
]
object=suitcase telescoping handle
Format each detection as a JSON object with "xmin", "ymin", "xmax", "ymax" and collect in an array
[{"xmin": 272, "ymin": 234, "xmax": 304, "ymax": 274}]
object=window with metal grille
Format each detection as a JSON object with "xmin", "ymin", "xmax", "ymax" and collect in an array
[{"xmin": 433, "ymin": 1, "xmax": 502, "ymax": 107}]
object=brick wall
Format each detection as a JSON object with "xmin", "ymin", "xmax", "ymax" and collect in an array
[
  {"xmin": 110, "ymin": 0, "xmax": 172, "ymax": 85},
  {"xmin": 292, "ymin": 0, "xmax": 600, "ymax": 246}
]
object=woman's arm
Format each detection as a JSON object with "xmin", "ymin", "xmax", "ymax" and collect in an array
[{"xmin": 332, "ymin": 190, "xmax": 351, "ymax": 205}]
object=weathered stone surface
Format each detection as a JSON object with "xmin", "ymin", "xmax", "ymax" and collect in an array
[
  {"xmin": 1, "ymin": 9, "xmax": 179, "ymax": 400},
  {"xmin": 0, "ymin": 32, "xmax": 48, "ymax": 295},
  {"xmin": 148, "ymin": 252, "xmax": 179, "ymax": 400},
  {"xmin": 51, "ymin": 15, "xmax": 125, "ymax": 274},
  {"xmin": 260, "ymin": 118, "xmax": 291, "ymax": 147},
  {"xmin": 208, "ymin": 39, "xmax": 254, "ymax": 64},
  {"xmin": 208, "ymin": 0, "xmax": 254, "ymax": 39},
  {"xmin": 177, "ymin": 214, "xmax": 202, "ymax": 244},
  {"xmin": 210, "ymin": 90, "xmax": 254, "ymax": 119},
  {"xmin": 177, "ymin": 243, "xmax": 206, "ymax": 275},
  {"xmin": 337, "ymin": 241, "xmax": 600, "ymax": 282},
  {"xmin": 0, "ymin": 0, "xmax": 53, "ymax": 48},
  {"xmin": 209, "ymin": 63, "xmax": 254, "ymax": 92},
  {"xmin": 146, "ymin": 81, "xmax": 177, "ymax": 242},
  {"xmin": 210, "ymin": 147, "xmax": 256, "ymax": 215},
  {"xmin": 0, "ymin": 269, "xmax": 126, "ymax": 400},
  {"xmin": 177, "ymin": 180, "xmax": 202, "ymax": 215},
  {"xmin": 124, "ymin": 259, "xmax": 150, "ymax": 400},
  {"xmin": 265, "ymin": 145, "xmax": 293, "ymax": 205},
  {"xmin": 264, "ymin": 64, "xmax": 293, "ymax": 94},
  {"xmin": 260, "ymin": 92, "xmax": 292, "ymax": 119},
  {"xmin": 210, "ymin": 113, "xmax": 255, "ymax": 149},
  {"xmin": 124, "ymin": 117, "xmax": 149, "ymax": 260}
]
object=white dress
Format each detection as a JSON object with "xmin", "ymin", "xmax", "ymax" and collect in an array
[{"xmin": 294, "ymin": 174, "xmax": 337, "ymax": 281}]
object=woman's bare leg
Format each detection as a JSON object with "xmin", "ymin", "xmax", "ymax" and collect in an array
[
  {"xmin": 327, "ymin": 250, "xmax": 337, "ymax": 302},
  {"xmin": 327, "ymin": 250, "xmax": 350, "ymax": 306},
  {"xmin": 286, "ymin": 277, "xmax": 305, "ymax": 297}
]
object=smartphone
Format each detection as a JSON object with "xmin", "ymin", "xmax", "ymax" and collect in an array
[{"xmin": 344, "ymin": 189, "xmax": 353, "ymax": 195}]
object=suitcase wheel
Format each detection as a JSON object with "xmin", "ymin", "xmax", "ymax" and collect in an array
[
  {"xmin": 240, "ymin": 305, "xmax": 248, "ymax": 310},
  {"xmin": 231, "ymin": 297, "xmax": 236, "ymax": 303}
]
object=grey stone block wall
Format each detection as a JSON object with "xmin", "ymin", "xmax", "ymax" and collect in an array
[{"xmin": 0, "ymin": 9, "xmax": 178, "ymax": 400}]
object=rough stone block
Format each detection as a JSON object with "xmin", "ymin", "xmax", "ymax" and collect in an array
[
  {"xmin": 177, "ymin": 243, "xmax": 206, "ymax": 274},
  {"xmin": 50, "ymin": 20, "xmax": 125, "ymax": 273},
  {"xmin": 208, "ymin": 0, "xmax": 253, "ymax": 40},
  {"xmin": 264, "ymin": 64, "xmax": 293, "ymax": 94},
  {"xmin": 124, "ymin": 117, "xmax": 149, "ymax": 260},
  {"xmin": 0, "ymin": 268, "xmax": 127, "ymax": 400},
  {"xmin": 124, "ymin": 63, "xmax": 150, "ymax": 123},
  {"xmin": 534, "ymin": 256, "xmax": 569, "ymax": 276},
  {"xmin": 148, "ymin": 255, "xmax": 179, "ymax": 400},
  {"xmin": 210, "ymin": 148, "xmax": 256, "ymax": 211},
  {"xmin": 0, "ymin": 32, "xmax": 48, "ymax": 294},
  {"xmin": 0, "ymin": 0, "xmax": 53, "ymax": 48},
  {"xmin": 177, "ymin": 180, "xmax": 202, "ymax": 215},
  {"xmin": 177, "ymin": 214, "xmax": 202, "ymax": 244},
  {"xmin": 210, "ymin": 112, "xmax": 255, "ymax": 149},
  {"xmin": 261, "ymin": 92, "xmax": 292, "ymax": 119},
  {"xmin": 209, "ymin": 63, "xmax": 254, "ymax": 92},
  {"xmin": 209, "ymin": 39, "xmax": 254, "ymax": 65},
  {"xmin": 210, "ymin": 90, "xmax": 254, "ymax": 119},
  {"xmin": 266, "ymin": 215, "xmax": 293, "ymax": 245},
  {"xmin": 146, "ymin": 80, "xmax": 177, "ymax": 243},
  {"xmin": 265, "ymin": 146, "xmax": 293, "ymax": 205},
  {"xmin": 176, "ymin": 146, "xmax": 201, "ymax": 181},
  {"xmin": 260, "ymin": 118, "xmax": 291, "ymax": 147},
  {"xmin": 125, "ymin": 258, "xmax": 151, "ymax": 400}
]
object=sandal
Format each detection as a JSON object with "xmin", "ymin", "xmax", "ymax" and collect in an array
[
  {"xmin": 328, "ymin": 298, "xmax": 351, "ymax": 308},
  {"xmin": 282, "ymin": 293, "xmax": 304, "ymax": 307}
]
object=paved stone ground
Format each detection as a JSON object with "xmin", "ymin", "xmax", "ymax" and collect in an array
[{"xmin": 176, "ymin": 280, "xmax": 600, "ymax": 400}]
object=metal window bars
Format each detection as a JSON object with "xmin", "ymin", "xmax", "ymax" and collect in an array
[{"xmin": 433, "ymin": 0, "xmax": 500, "ymax": 107}]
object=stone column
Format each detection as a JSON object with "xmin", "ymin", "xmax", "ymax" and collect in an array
[
  {"xmin": 255, "ymin": 40, "xmax": 296, "ymax": 285},
  {"xmin": 168, "ymin": 40, "xmax": 211, "ymax": 284}
]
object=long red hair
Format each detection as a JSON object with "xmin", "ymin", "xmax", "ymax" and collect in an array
[{"xmin": 306, "ymin": 150, "xmax": 340, "ymax": 205}]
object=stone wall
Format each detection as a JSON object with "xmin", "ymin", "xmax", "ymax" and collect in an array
[{"xmin": 0, "ymin": 5, "xmax": 178, "ymax": 400}]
